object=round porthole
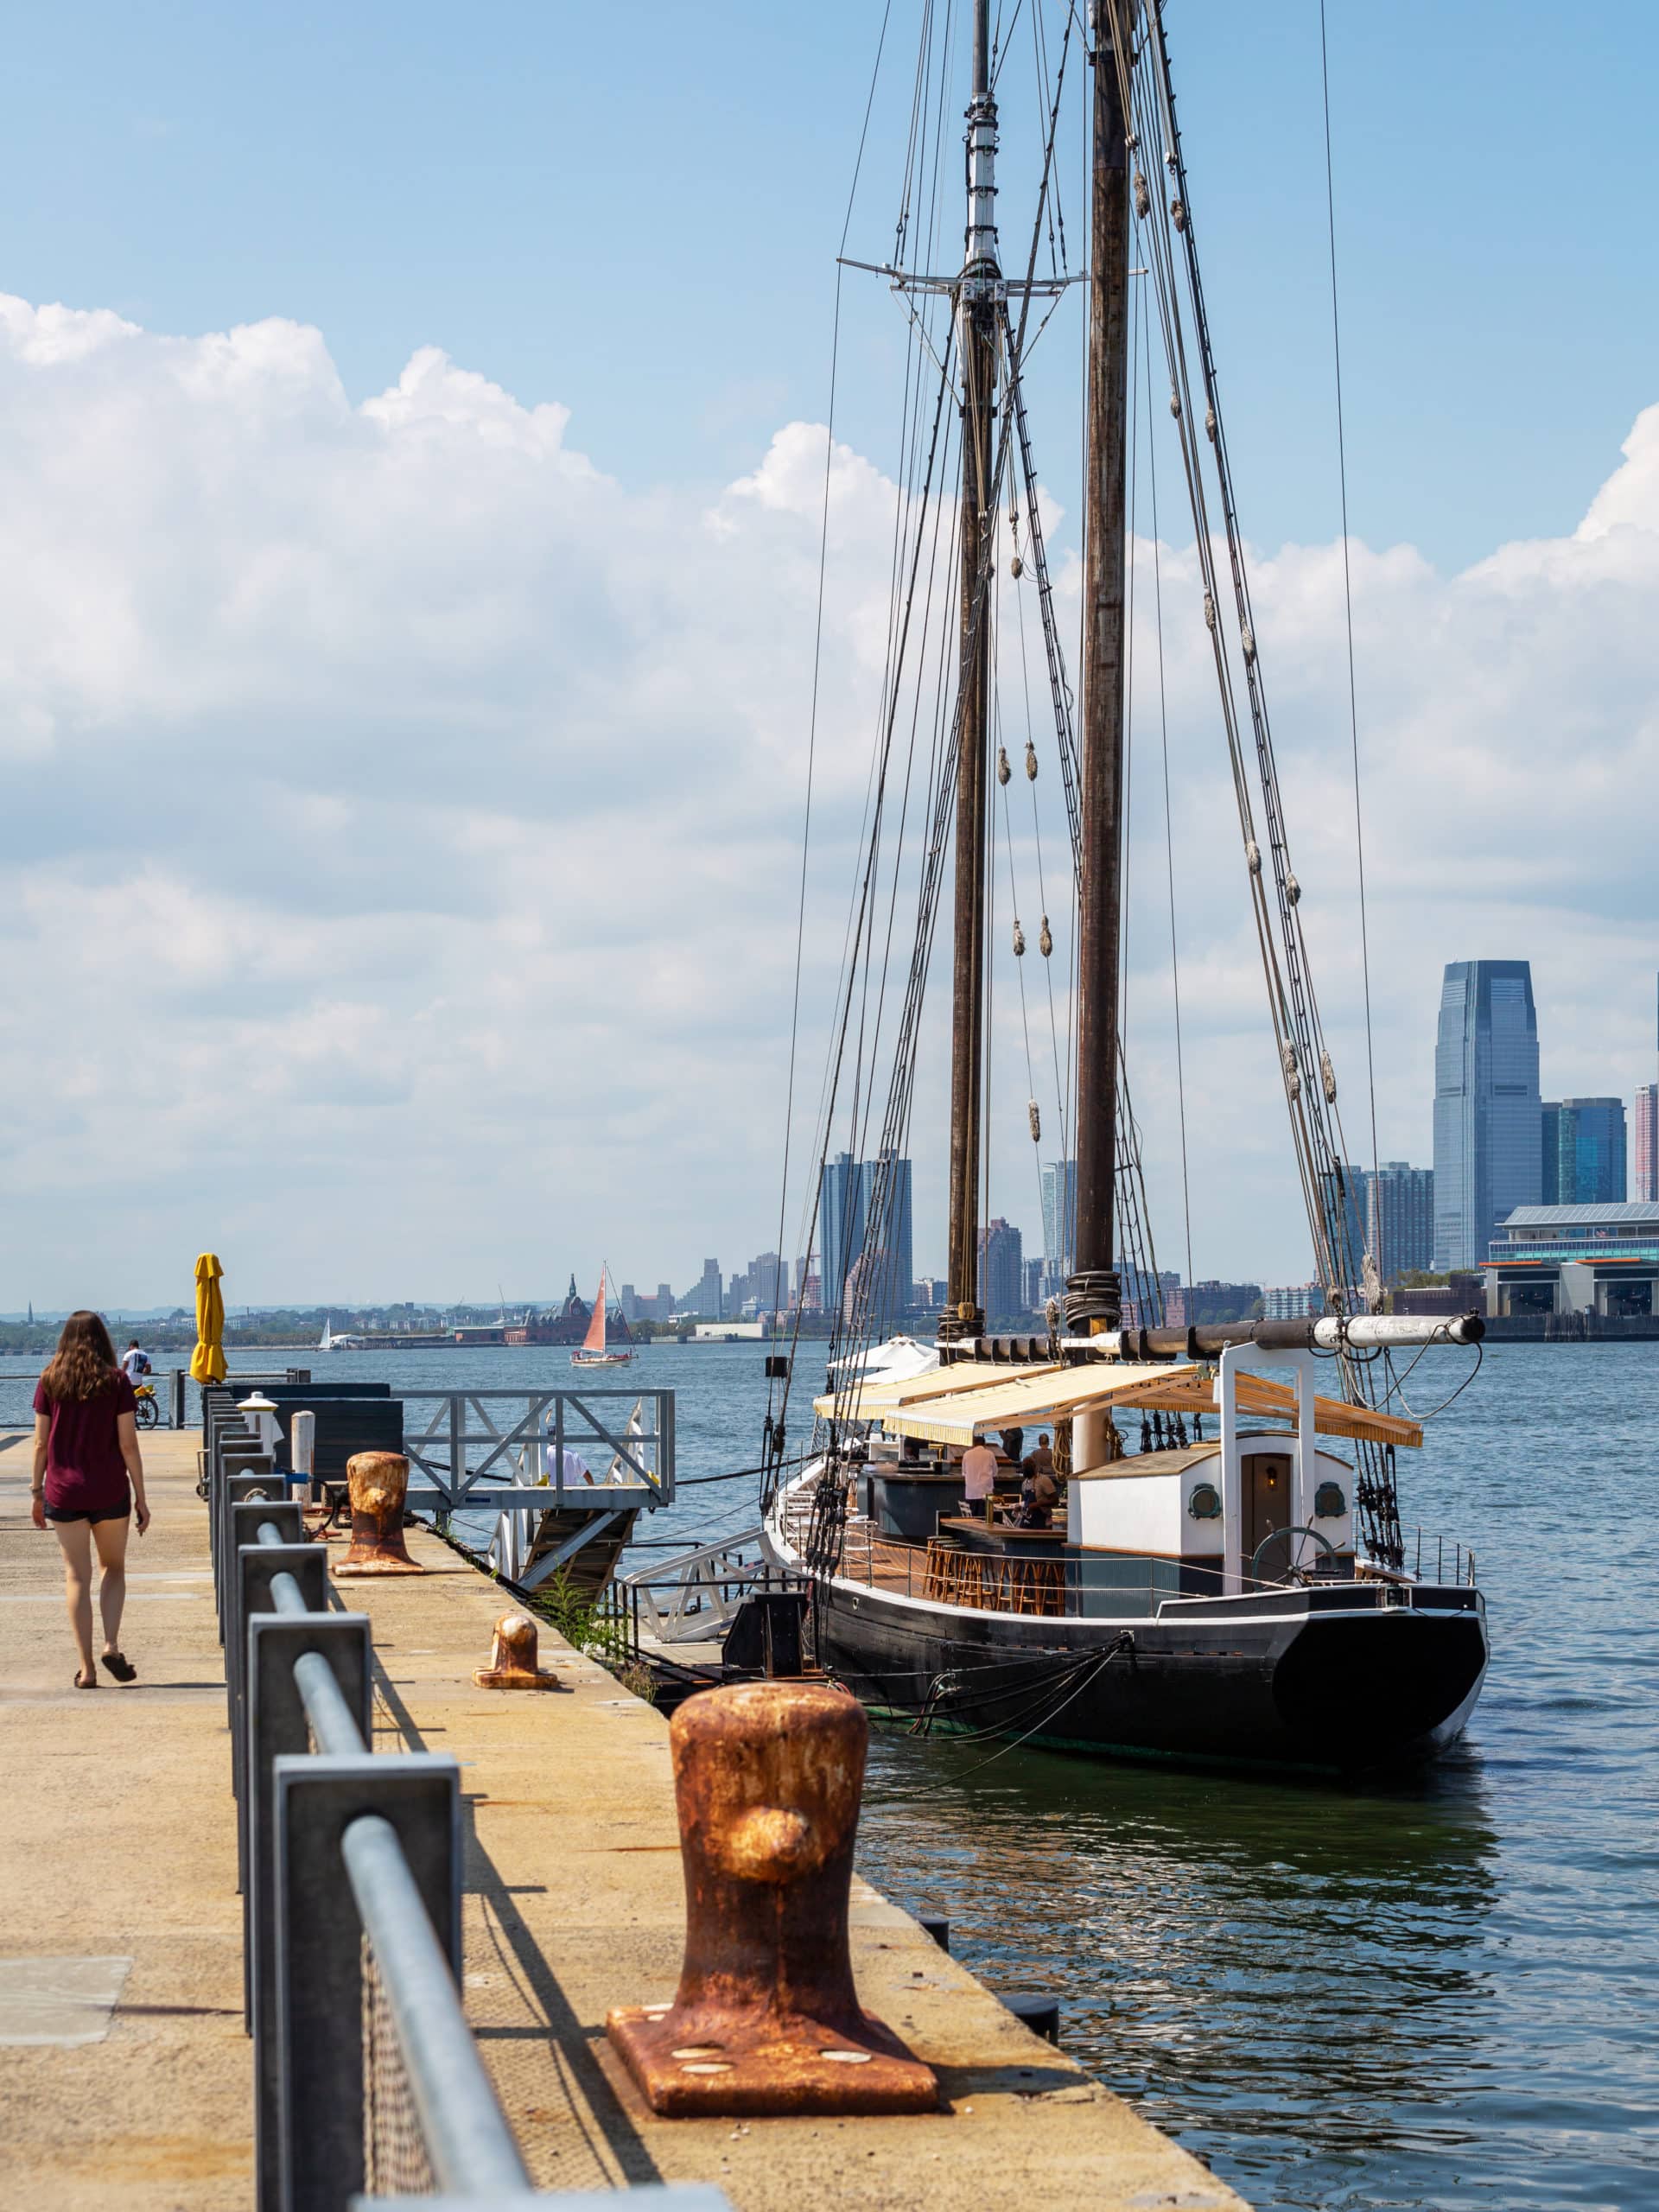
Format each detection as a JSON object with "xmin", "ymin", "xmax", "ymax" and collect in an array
[
  {"xmin": 1313, "ymin": 1480, "xmax": 1347, "ymax": 1519},
  {"xmin": 1188, "ymin": 1482, "xmax": 1222, "ymax": 1521}
]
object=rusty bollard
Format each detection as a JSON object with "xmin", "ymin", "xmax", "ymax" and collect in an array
[
  {"xmin": 607, "ymin": 1680, "xmax": 938, "ymax": 2117},
  {"xmin": 473, "ymin": 1611, "xmax": 564, "ymax": 1691},
  {"xmin": 332, "ymin": 1451, "xmax": 424, "ymax": 1577}
]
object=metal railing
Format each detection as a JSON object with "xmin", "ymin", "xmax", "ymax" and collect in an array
[
  {"xmin": 392, "ymin": 1389, "xmax": 675, "ymax": 1520},
  {"xmin": 1404, "ymin": 1526, "xmax": 1479, "ymax": 1588},
  {"xmin": 616, "ymin": 1530, "xmax": 791, "ymax": 1647},
  {"xmin": 201, "ymin": 1425, "xmax": 740, "ymax": 2212}
]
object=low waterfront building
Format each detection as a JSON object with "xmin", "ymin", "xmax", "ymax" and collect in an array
[
  {"xmin": 1166, "ymin": 1279, "xmax": 1262, "ymax": 1325},
  {"xmin": 1484, "ymin": 1201, "xmax": 1659, "ymax": 1317}
]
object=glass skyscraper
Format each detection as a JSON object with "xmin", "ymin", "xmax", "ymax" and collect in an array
[
  {"xmin": 859, "ymin": 1147, "xmax": 913, "ymax": 1328},
  {"xmin": 1637, "ymin": 1084, "xmax": 1658, "ymax": 1205},
  {"xmin": 1366, "ymin": 1163, "xmax": 1435, "ymax": 1281},
  {"xmin": 1550, "ymin": 1098, "xmax": 1627, "ymax": 1205},
  {"xmin": 1433, "ymin": 960, "xmax": 1541, "ymax": 1270},
  {"xmin": 818, "ymin": 1152, "xmax": 864, "ymax": 1321},
  {"xmin": 1040, "ymin": 1159, "xmax": 1077, "ymax": 1290},
  {"xmin": 817, "ymin": 1147, "xmax": 912, "ymax": 1328}
]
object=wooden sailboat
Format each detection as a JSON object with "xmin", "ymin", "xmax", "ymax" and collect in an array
[
  {"xmin": 571, "ymin": 1267, "xmax": 633, "ymax": 1367},
  {"xmin": 757, "ymin": 0, "xmax": 1490, "ymax": 1775}
]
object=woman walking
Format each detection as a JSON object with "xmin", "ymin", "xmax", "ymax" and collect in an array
[{"xmin": 29, "ymin": 1311, "xmax": 150, "ymax": 1688}]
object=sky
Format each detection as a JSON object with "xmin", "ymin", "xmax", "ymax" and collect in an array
[{"xmin": 1, "ymin": 1, "xmax": 1656, "ymax": 1309}]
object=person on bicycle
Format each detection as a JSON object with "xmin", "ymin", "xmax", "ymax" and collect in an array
[{"xmin": 121, "ymin": 1341, "xmax": 152, "ymax": 1385}]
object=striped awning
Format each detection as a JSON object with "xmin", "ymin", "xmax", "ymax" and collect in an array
[
  {"xmin": 811, "ymin": 1359, "xmax": 1017, "ymax": 1423},
  {"xmin": 880, "ymin": 1362, "xmax": 1198, "ymax": 1446}
]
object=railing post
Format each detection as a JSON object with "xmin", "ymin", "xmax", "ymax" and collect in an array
[
  {"xmin": 232, "ymin": 1516, "xmax": 319, "ymax": 1899},
  {"xmin": 170, "ymin": 1364, "xmax": 187, "ymax": 1429},
  {"xmin": 272, "ymin": 1753, "xmax": 460, "ymax": 2212},
  {"xmin": 248, "ymin": 1614, "xmax": 372, "ymax": 2209},
  {"xmin": 448, "ymin": 1396, "xmax": 464, "ymax": 1522}
]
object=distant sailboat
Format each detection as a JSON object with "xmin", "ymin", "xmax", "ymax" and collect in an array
[{"xmin": 570, "ymin": 1267, "xmax": 633, "ymax": 1367}]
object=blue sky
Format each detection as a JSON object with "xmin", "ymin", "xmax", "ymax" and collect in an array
[
  {"xmin": 3, "ymin": 0, "xmax": 1650, "ymax": 568},
  {"xmin": 0, "ymin": 2, "xmax": 1655, "ymax": 1307}
]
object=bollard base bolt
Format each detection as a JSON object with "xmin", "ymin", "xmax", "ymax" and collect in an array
[
  {"xmin": 607, "ymin": 2002, "xmax": 938, "ymax": 2119},
  {"xmin": 473, "ymin": 1611, "xmax": 566, "ymax": 1691}
]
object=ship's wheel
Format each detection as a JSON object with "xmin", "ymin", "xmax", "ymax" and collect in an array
[{"xmin": 1249, "ymin": 1524, "xmax": 1338, "ymax": 1588}]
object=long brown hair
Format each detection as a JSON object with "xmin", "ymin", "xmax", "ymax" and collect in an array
[{"xmin": 40, "ymin": 1311, "xmax": 122, "ymax": 1403}]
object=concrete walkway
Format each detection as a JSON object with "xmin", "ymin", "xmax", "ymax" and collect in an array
[
  {"xmin": 0, "ymin": 1431, "xmax": 252, "ymax": 2209},
  {"xmin": 0, "ymin": 1432, "xmax": 1241, "ymax": 2210}
]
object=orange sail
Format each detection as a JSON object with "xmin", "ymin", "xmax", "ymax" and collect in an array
[{"xmin": 581, "ymin": 1270, "xmax": 607, "ymax": 1354}]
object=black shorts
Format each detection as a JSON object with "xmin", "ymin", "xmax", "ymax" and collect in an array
[{"xmin": 43, "ymin": 1503, "xmax": 130, "ymax": 1526}]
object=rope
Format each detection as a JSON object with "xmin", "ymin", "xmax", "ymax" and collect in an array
[
  {"xmin": 1319, "ymin": 0, "xmax": 1379, "ymax": 1194},
  {"xmin": 1141, "ymin": 263, "xmax": 1194, "ymax": 1287}
]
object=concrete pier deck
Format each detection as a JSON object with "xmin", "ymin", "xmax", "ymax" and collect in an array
[{"xmin": 1, "ymin": 1429, "xmax": 1241, "ymax": 2209}]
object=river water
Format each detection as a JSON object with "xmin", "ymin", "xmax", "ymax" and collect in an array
[{"xmin": 5, "ymin": 1338, "xmax": 1654, "ymax": 2209}]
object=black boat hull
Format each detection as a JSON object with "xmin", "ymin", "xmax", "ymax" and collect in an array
[{"xmin": 810, "ymin": 1578, "xmax": 1488, "ymax": 1775}]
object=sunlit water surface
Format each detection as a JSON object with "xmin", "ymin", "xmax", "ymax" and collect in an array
[{"xmin": 5, "ymin": 1338, "xmax": 1654, "ymax": 2208}]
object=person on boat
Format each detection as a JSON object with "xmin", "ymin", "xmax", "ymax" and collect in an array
[
  {"xmin": 29, "ymin": 1311, "xmax": 149, "ymax": 1688},
  {"xmin": 1022, "ymin": 1433, "xmax": 1056, "ymax": 1487},
  {"xmin": 961, "ymin": 1436, "xmax": 999, "ymax": 1522},
  {"xmin": 1018, "ymin": 1439, "xmax": 1061, "ymax": 1529}
]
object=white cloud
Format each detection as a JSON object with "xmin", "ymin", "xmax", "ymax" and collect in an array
[{"xmin": 0, "ymin": 290, "xmax": 1653, "ymax": 1305}]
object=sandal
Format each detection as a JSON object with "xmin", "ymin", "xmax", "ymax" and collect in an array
[
  {"xmin": 75, "ymin": 1669, "xmax": 98, "ymax": 1689},
  {"xmin": 100, "ymin": 1651, "xmax": 137, "ymax": 1683}
]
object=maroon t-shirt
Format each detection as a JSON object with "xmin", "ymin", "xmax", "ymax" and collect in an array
[{"xmin": 34, "ymin": 1373, "xmax": 137, "ymax": 1513}]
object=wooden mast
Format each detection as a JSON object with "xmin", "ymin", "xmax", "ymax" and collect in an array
[
  {"xmin": 944, "ymin": 0, "xmax": 1001, "ymax": 1339},
  {"xmin": 1070, "ymin": 1, "xmax": 1133, "ymax": 1332}
]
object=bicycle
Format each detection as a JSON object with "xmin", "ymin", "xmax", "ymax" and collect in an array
[{"xmin": 133, "ymin": 1381, "xmax": 160, "ymax": 1430}]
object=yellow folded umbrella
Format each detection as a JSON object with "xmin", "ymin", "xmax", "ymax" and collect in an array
[{"xmin": 190, "ymin": 1251, "xmax": 226, "ymax": 1384}]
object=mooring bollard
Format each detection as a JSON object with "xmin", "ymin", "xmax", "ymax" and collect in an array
[
  {"xmin": 332, "ymin": 1451, "xmax": 425, "ymax": 1577},
  {"xmin": 473, "ymin": 1611, "xmax": 564, "ymax": 1690},
  {"xmin": 607, "ymin": 1680, "xmax": 938, "ymax": 2117}
]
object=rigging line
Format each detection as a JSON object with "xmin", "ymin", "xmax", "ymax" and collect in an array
[
  {"xmin": 945, "ymin": 1641, "xmax": 1129, "ymax": 1779},
  {"xmin": 1014, "ymin": 551, "xmax": 1070, "ymax": 1168},
  {"xmin": 1142, "ymin": 258, "xmax": 1193, "ymax": 1287},
  {"xmin": 769, "ymin": 0, "xmax": 899, "ymax": 1418},
  {"xmin": 1318, "ymin": 0, "xmax": 1380, "ymax": 1190}
]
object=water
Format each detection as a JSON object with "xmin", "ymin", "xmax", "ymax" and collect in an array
[{"xmin": 7, "ymin": 1338, "xmax": 1655, "ymax": 2207}]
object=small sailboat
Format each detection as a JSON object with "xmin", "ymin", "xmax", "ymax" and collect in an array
[{"xmin": 571, "ymin": 1267, "xmax": 634, "ymax": 1367}]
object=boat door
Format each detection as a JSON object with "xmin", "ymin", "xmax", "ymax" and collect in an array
[{"xmin": 1243, "ymin": 1452, "xmax": 1294, "ymax": 1562}]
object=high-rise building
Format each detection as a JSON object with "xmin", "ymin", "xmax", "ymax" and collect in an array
[
  {"xmin": 818, "ymin": 1153, "xmax": 864, "ymax": 1322},
  {"xmin": 1319, "ymin": 1162, "xmax": 1370, "ymax": 1280},
  {"xmin": 1541, "ymin": 1101, "xmax": 1562, "ymax": 1204},
  {"xmin": 680, "ymin": 1259, "xmax": 722, "ymax": 1320},
  {"xmin": 858, "ymin": 1148, "xmax": 913, "ymax": 1332},
  {"xmin": 1022, "ymin": 1256, "xmax": 1045, "ymax": 1313},
  {"xmin": 1548, "ymin": 1098, "xmax": 1627, "ymax": 1205},
  {"xmin": 1262, "ymin": 1282, "xmax": 1323, "ymax": 1321},
  {"xmin": 816, "ymin": 1148, "xmax": 914, "ymax": 1331},
  {"xmin": 1433, "ymin": 960, "xmax": 1541, "ymax": 1270},
  {"xmin": 978, "ymin": 1218, "xmax": 1025, "ymax": 1322},
  {"xmin": 1636, "ymin": 1084, "xmax": 1659, "ymax": 1205},
  {"xmin": 1366, "ymin": 1162, "xmax": 1435, "ymax": 1281},
  {"xmin": 1040, "ymin": 1160, "xmax": 1077, "ymax": 1284}
]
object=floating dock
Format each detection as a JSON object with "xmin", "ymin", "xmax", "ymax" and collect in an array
[{"xmin": 0, "ymin": 1428, "xmax": 1242, "ymax": 2209}]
